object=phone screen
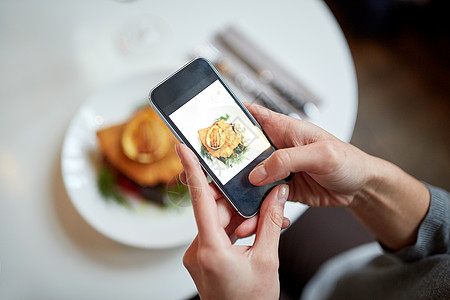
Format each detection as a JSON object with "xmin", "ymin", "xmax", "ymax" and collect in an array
[
  {"xmin": 169, "ymin": 80, "xmax": 271, "ymax": 185},
  {"xmin": 150, "ymin": 58, "xmax": 285, "ymax": 217}
]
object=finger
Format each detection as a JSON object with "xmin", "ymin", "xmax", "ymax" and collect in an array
[
  {"xmin": 253, "ymin": 184, "xmax": 289, "ymax": 256},
  {"xmin": 180, "ymin": 167, "xmax": 210, "ymax": 184},
  {"xmin": 179, "ymin": 171, "xmax": 187, "ymax": 185},
  {"xmin": 175, "ymin": 143, "xmax": 223, "ymax": 246},
  {"xmin": 216, "ymin": 198, "xmax": 234, "ymax": 229},
  {"xmin": 181, "ymin": 167, "xmax": 235, "ymax": 233},
  {"xmin": 249, "ymin": 141, "xmax": 338, "ymax": 186},
  {"xmin": 235, "ymin": 215, "xmax": 259, "ymax": 238},
  {"xmin": 235, "ymin": 214, "xmax": 290, "ymax": 238},
  {"xmin": 244, "ymin": 102, "xmax": 299, "ymax": 148},
  {"xmin": 282, "ymin": 217, "xmax": 291, "ymax": 229},
  {"xmin": 224, "ymin": 214, "xmax": 246, "ymax": 240},
  {"xmin": 218, "ymin": 198, "xmax": 248, "ymax": 241},
  {"xmin": 207, "ymin": 181, "xmax": 224, "ymax": 201},
  {"xmin": 180, "ymin": 171, "xmax": 223, "ymax": 200}
]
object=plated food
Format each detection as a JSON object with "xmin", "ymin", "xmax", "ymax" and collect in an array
[
  {"xmin": 96, "ymin": 106, "xmax": 185, "ymax": 206},
  {"xmin": 198, "ymin": 115, "xmax": 249, "ymax": 167},
  {"xmin": 61, "ymin": 71, "xmax": 199, "ymax": 248}
]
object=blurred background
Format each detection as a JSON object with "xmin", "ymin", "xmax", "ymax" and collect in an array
[{"xmin": 326, "ymin": 0, "xmax": 450, "ymax": 190}]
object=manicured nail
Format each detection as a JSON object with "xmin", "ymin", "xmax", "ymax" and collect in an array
[
  {"xmin": 250, "ymin": 164, "xmax": 267, "ymax": 184},
  {"xmin": 278, "ymin": 185, "xmax": 289, "ymax": 204}
]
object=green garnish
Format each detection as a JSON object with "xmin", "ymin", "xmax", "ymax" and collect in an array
[
  {"xmin": 200, "ymin": 144, "xmax": 213, "ymax": 162},
  {"xmin": 215, "ymin": 114, "xmax": 230, "ymax": 121},
  {"xmin": 97, "ymin": 166, "xmax": 128, "ymax": 206},
  {"xmin": 200, "ymin": 142, "xmax": 249, "ymax": 168},
  {"xmin": 97, "ymin": 165, "xmax": 190, "ymax": 209},
  {"xmin": 217, "ymin": 142, "xmax": 249, "ymax": 167}
]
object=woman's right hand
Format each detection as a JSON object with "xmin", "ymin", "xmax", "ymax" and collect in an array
[
  {"xmin": 246, "ymin": 103, "xmax": 430, "ymax": 250},
  {"xmin": 246, "ymin": 103, "xmax": 375, "ymax": 208}
]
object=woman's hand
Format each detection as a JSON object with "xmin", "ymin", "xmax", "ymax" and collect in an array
[
  {"xmin": 176, "ymin": 143, "xmax": 289, "ymax": 300},
  {"xmin": 246, "ymin": 103, "xmax": 430, "ymax": 250},
  {"xmin": 246, "ymin": 103, "xmax": 375, "ymax": 207}
]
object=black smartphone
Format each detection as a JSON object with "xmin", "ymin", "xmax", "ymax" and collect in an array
[{"xmin": 149, "ymin": 58, "xmax": 286, "ymax": 217}]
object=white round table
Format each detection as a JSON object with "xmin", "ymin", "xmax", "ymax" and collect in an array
[{"xmin": 0, "ymin": 0, "xmax": 357, "ymax": 299}]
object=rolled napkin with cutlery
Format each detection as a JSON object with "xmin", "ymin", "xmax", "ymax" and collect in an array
[{"xmin": 192, "ymin": 26, "xmax": 321, "ymax": 120}]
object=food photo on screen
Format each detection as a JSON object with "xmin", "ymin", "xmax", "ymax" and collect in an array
[
  {"xmin": 169, "ymin": 80, "xmax": 271, "ymax": 185},
  {"xmin": 198, "ymin": 114, "xmax": 248, "ymax": 168}
]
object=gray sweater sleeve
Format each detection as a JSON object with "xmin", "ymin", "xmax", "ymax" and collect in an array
[
  {"xmin": 390, "ymin": 184, "xmax": 450, "ymax": 262},
  {"xmin": 301, "ymin": 184, "xmax": 450, "ymax": 300}
]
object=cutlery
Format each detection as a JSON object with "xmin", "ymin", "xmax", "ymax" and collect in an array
[
  {"xmin": 193, "ymin": 42, "xmax": 288, "ymax": 115},
  {"xmin": 217, "ymin": 27, "xmax": 320, "ymax": 119}
]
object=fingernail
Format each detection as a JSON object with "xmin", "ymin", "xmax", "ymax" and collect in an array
[
  {"xmin": 175, "ymin": 144, "xmax": 180, "ymax": 157},
  {"xmin": 278, "ymin": 185, "xmax": 289, "ymax": 204},
  {"xmin": 249, "ymin": 164, "xmax": 267, "ymax": 184}
]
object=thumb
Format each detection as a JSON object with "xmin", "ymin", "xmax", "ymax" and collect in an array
[
  {"xmin": 249, "ymin": 143, "xmax": 329, "ymax": 186},
  {"xmin": 249, "ymin": 148, "xmax": 299, "ymax": 186},
  {"xmin": 253, "ymin": 184, "xmax": 289, "ymax": 257}
]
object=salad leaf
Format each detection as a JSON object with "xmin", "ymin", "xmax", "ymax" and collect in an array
[
  {"xmin": 200, "ymin": 144, "xmax": 213, "ymax": 162},
  {"xmin": 215, "ymin": 114, "xmax": 230, "ymax": 121},
  {"xmin": 97, "ymin": 166, "xmax": 128, "ymax": 206}
]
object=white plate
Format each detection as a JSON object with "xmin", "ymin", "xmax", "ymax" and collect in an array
[{"xmin": 61, "ymin": 71, "xmax": 197, "ymax": 249}]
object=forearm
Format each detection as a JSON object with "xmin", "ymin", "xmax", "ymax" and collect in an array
[{"xmin": 349, "ymin": 156, "xmax": 430, "ymax": 251}]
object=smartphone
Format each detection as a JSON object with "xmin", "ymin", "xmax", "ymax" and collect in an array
[{"xmin": 149, "ymin": 58, "xmax": 287, "ymax": 217}]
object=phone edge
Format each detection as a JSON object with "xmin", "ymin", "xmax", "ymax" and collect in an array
[{"xmin": 148, "ymin": 60, "xmax": 257, "ymax": 218}]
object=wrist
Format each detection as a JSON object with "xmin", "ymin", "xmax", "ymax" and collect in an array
[
  {"xmin": 352, "ymin": 155, "xmax": 391, "ymax": 207},
  {"xmin": 349, "ymin": 156, "xmax": 430, "ymax": 250}
]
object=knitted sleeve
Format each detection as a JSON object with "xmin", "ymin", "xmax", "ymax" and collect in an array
[{"xmin": 389, "ymin": 184, "xmax": 450, "ymax": 262}]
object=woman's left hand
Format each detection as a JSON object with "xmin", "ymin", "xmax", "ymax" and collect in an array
[{"xmin": 176, "ymin": 143, "xmax": 289, "ymax": 300}]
